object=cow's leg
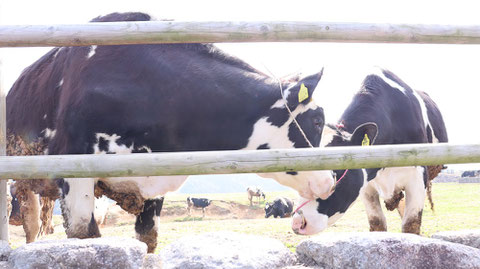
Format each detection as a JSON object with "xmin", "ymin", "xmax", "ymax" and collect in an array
[
  {"xmin": 19, "ymin": 190, "xmax": 41, "ymax": 243},
  {"xmin": 202, "ymin": 207, "xmax": 205, "ymax": 218},
  {"xmin": 135, "ymin": 197, "xmax": 164, "ymax": 253},
  {"xmin": 402, "ymin": 167, "xmax": 426, "ymax": 234},
  {"xmin": 39, "ymin": 197, "xmax": 56, "ymax": 235},
  {"xmin": 397, "ymin": 198, "xmax": 406, "ymax": 218},
  {"xmin": 360, "ymin": 182, "xmax": 387, "ymax": 231},
  {"xmin": 57, "ymin": 178, "xmax": 100, "ymax": 238}
]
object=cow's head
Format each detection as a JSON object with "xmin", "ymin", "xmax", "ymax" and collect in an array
[
  {"xmin": 264, "ymin": 203, "xmax": 274, "ymax": 218},
  {"xmin": 292, "ymin": 122, "xmax": 378, "ymax": 235},
  {"xmin": 256, "ymin": 69, "xmax": 336, "ymax": 201}
]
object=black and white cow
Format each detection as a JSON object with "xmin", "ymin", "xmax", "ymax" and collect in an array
[
  {"xmin": 461, "ymin": 170, "xmax": 480, "ymax": 177},
  {"xmin": 186, "ymin": 197, "xmax": 212, "ymax": 217},
  {"xmin": 292, "ymin": 68, "xmax": 448, "ymax": 235},
  {"xmin": 6, "ymin": 12, "xmax": 334, "ymax": 252},
  {"xmin": 265, "ymin": 197, "xmax": 294, "ymax": 218}
]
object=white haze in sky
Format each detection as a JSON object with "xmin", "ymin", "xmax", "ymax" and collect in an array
[{"xmin": 1, "ymin": 0, "xmax": 480, "ymax": 170}]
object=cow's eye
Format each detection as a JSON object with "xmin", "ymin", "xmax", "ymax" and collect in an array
[{"xmin": 314, "ymin": 118, "xmax": 323, "ymax": 127}]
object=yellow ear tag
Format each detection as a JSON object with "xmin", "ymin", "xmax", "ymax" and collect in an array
[
  {"xmin": 298, "ymin": 83, "xmax": 309, "ymax": 103},
  {"xmin": 362, "ymin": 134, "xmax": 370, "ymax": 146}
]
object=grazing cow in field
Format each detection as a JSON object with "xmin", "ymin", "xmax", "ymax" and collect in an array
[
  {"xmin": 461, "ymin": 170, "xmax": 480, "ymax": 177},
  {"xmin": 247, "ymin": 186, "xmax": 266, "ymax": 206},
  {"xmin": 292, "ymin": 68, "xmax": 448, "ymax": 235},
  {"xmin": 265, "ymin": 197, "xmax": 294, "ymax": 218},
  {"xmin": 6, "ymin": 12, "xmax": 334, "ymax": 252},
  {"xmin": 186, "ymin": 197, "xmax": 212, "ymax": 217}
]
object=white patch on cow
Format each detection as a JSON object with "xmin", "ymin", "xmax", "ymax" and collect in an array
[
  {"xmin": 63, "ymin": 178, "xmax": 96, "ymax": 236},
  {"xmin": 94, "ymin": 196, "xmax": 111, "ymax": 226},
  {"xmin": 409, "ymin": 90, "xmax": 431, "ymax": 130},
  {"xmin": 402, "ymin": 166, "xmax": 426, "ymax": 225},
  {"xmin": 320, "ymin": 125, "xmax": 336, "ymax": 147},
  {"xmin": 327, "ymin": 212, "xmax": 345, "ymax": 226},
  {"xmin": 244, "ymin": 100, "xmax": 318, "ymax": 150},
  {"xmin": 87, "ymin": 45, "xmax": 97, "ymax": 59},
  {"xmin": 58, "ymin": 79, "xmax": 64, "ymax": 87},
  {"xmin": 53, "ymin": 47, "xmax": 63, "ymax": 58},
  {"xmin": 370, "ymin": 167, "xmax": 418, "ymax": 201},
  {"xmin": 136, "ymin": 145, "xmax": 152, "ymax": 153},
  {"xmin": 292, "ymin": 197, "xmax": 328, "ymax": 234},
  {"xmin": 100, "ymin": 176, "xmax": 188, "ymax": 199},
  {"xmin": 93, "ymin": 133, "xmax": 133, "ymax": 154},
  {"xmin": 368, "ymin": 67, "xmax": 408, "ymax": 95},
  {"xmin": 42, "ymin": 128, "xmax": 56, "ymax": 139},
  {"xmin": 43, "ymin": 114, "xmax": 47, "ymax": 120}
]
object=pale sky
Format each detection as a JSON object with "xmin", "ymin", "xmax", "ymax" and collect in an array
[{"xmin": 1, "ymin": 0, "xmax": 480, "ymax": 170}]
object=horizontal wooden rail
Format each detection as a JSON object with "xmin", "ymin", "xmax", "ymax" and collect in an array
[
  {"xmin": 0, "ymin": 143, "xmax": 477, "ymax": 179},
  {"xmin": 1, "ymin": 21, "xmax": 480, "ymax": 47}
]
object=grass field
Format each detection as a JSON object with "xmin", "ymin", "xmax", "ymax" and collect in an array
[{"xmin": 8, "ymin": 183, "xmax": 480, "ymax": 253}]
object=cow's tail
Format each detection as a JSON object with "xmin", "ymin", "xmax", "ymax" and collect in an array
[{"xmin": 426, "ymin": 165, "xmax": 446, "ymax": 212}]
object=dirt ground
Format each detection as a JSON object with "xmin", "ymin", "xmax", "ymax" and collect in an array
[
  {"xmin": 103, "ymin": 199, "xmax": 266, "ymax": 225},
  {"xmin": 8, "ymin": 199, "xmax": 268, "ymax": 246}
]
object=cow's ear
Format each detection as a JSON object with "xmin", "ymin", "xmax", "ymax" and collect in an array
[
  {"xmin": 350, "ymin": 122, "xmax": 378, "ymax": 146},
  {"xmin": 285, "ymin": 68, "xmax": 323, "ymax": 105}
]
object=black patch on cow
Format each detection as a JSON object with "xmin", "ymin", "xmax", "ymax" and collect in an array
[
  {"xmin": 98, "ymin": 137, "xmax": 109, "ymax": 152},
  {"xmin": 155, "ymin": 197, "xmax": 164, "ymax": 217},
  {"xmin": 91, "ymin": 12, "xmax": 151, "ymax": 22},
  {"xmin": 423, "ymin": 166, "xmax": 428, "ymax": 188},
  {"xmin": 367, "ymin": 168, "xmax": 382, "ymax": 181},
  {"xmin": 55, "ymin": 178, "xmax": 69, "ymax": 199},
  {"xmin": 426, "ymin": 125, "xmax": 433, "ymax": 143},
  {"xmin": 266, "ymin": 108, "xmax": 289, "ymax": 127},
  {"xmin": 286, "ymin": 171, "xmax": 298, "ymax": 175},
  {"xmin": 88, "ymin": 213, "xmax": 101, "ymax": 237},
  {"xmin": 265, "ymin": 197, "xmax": 293, "ymax": 218},
  {"xmin": 315, "ymin": 169, "xmax": 365, "ymax": 217},
  {"xmin": 187, "ymin": 197, "xmax": 212, "ymax": 208},
  {"xmin": 288, "ymin": 107, "xmax": 324, "ymax": 148},
  {"xmin": 135, "ymin": 199, "xmax": 160, "ymax": 235},
  {"xmin": 257, "ymin": 143, "xmax": 270, "ymax": 150}
]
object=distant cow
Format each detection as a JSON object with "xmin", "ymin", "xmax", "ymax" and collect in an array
[
  {"xmin": 247, "ymin": 186, "xmax": 266, "ymax": 206},
  {"xmin": 265, "ymin": 197, "xmax": 294, "ymax": 218},
  {"xmin": 6, "ymin": 12, "xmax": 334, "ymax": 253},
  {"xmin": 292, "ymin": 68, "xmax": 448, "ymax": 235},
  {"xmin": 187, "ymin": 197, "xmax": 212, "ymax": 217},
  {"xmin": 461, "ymin": 170, "xmax": 480, "ymax": 177}
]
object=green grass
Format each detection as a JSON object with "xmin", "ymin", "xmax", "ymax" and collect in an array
[{"xmin": 8, "ymin": 183, "xmax": 480, "ymax": 254}]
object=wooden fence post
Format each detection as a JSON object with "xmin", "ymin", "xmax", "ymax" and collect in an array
[{"xmin": 0, "ymin": 43, "xmax": 8, "ymax": 241}]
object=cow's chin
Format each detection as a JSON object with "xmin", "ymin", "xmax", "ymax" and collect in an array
[
  {"xmin": 291, "ymin": 200, "xmax": 328, "ymax": 235},
  {"xmin": 258, "ymin": 171, "xmax": 334, "ymax": 200}
]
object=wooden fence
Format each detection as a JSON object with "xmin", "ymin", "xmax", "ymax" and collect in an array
[{"xmin": 1, "ymin": 20, "xmax": 480, "ymax": 241}]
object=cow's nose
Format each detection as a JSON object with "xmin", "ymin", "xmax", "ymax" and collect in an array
[{"xmin": 291, "ymin": 213, "xmax": 306, "ymax": 235}]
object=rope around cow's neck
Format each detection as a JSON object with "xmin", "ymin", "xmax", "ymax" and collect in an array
[
  {"xmin": 293, "ymin": 169, "xmax": 349, "ymax": 214},
  {"xmin": 269, "ymin": 70, "xmax": 314, "ymax": 149}
]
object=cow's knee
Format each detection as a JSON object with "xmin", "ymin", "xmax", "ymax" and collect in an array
[
  {"xmin": 135, "ymin": 197, "xmax": 164, "ymax": 253},
  {"xmin": 57, "ymin": 178, "xmax": 100, "ymax": 238}
]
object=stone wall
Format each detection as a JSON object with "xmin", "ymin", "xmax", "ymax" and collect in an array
[{"xmin": 2, "ymin": 230, "xmax": 480, "ymax": 268}]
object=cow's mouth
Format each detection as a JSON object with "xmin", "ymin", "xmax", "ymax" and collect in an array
[{"xmin": 300, "ymin": 214, "xmax": 307, "ymax": 230}]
